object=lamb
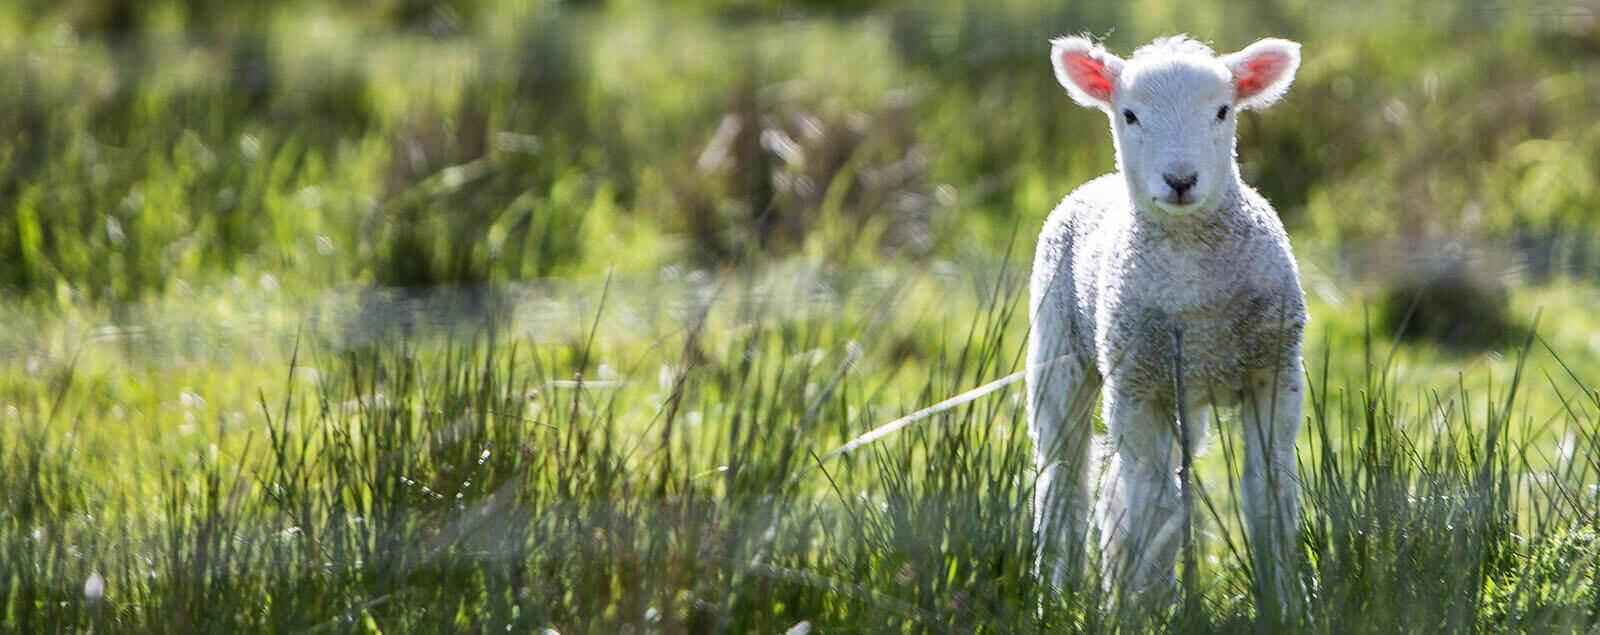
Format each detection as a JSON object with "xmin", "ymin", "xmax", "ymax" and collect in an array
[{"xmin": 1026, "ymin": 35, "xmax": 1308, "ymax": 609}]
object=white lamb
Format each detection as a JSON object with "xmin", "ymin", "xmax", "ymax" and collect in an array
[{"xmin": 1027, "ymin": 35, "xmax": 1308, "ymax": 608}]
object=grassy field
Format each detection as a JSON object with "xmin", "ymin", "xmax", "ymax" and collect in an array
[{"xmin": 3, "ymin": 0, "xmax": 1600, "ymax": 632}]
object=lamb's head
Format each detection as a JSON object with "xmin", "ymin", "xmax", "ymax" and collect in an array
[{"xmin": 1050, "ymin": 35, "xmax": 1300, "ymax": 215}]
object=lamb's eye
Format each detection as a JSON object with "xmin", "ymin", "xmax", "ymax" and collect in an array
[
  {"xmin": 1123, "ymin": 109, "xmax": 1139, "ymax": 125},
  {"xmin": 1216, "ymin": 105, "xmax": 1230, "ymax": 121}
]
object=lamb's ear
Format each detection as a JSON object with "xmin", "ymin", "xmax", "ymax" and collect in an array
[
  {"xmin": 1222, "ymin": 38, "xmax": 1301, "ymax": 110},
  {"xmin": 1050, "ymin": 36, "xmax": 1124, "ymax": 110}
]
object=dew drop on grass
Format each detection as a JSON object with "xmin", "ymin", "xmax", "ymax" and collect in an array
[
  {"xmin": 658, "ymin": 364, "xmax": 674, "ymax": 393},
  {"xmin": 239, "ymin": 134, "xmax": 260, "ymax": 159},
  {"xmin": 83, "ymin": 572, "xmax": 104, "ymax": 602}
]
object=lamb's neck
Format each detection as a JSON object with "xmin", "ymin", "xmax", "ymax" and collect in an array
[{"xmin": 1128, "ymin": 180, "xmax": 1248, "ymax": 247}]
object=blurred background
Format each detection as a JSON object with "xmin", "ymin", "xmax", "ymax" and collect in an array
[
  {"xmin": 0, "ymin": 0, "xmax": 1595, "ymax": 319},
  {"xmin": 0, "ymin": 0, "xmax": 1597, "ymax": 436}
]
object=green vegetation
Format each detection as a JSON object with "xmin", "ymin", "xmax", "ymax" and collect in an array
[
  {"xmin": 6, "ymin": 275, "xmax": 1600, "ymax": 631},
  {"xmin": 1, "ymin": 0, "xmax": 1598, "ymax": 631}
]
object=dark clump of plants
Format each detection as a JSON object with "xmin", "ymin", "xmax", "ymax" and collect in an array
[
  {"xmin": 1374, "ymin": 246, "xmax": 1523, "ymax": 350},
  {"xmin": 674, "ymin": 79, "xmax": 941, "ymax": 264}
]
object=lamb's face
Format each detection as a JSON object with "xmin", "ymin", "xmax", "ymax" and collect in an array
[
  {"xmin": 1050, "ymin": 35, "xmax": 1301, "ymax": 215},
  {"xmin": 1111, "ymin": 56, "xmax": 1236, "ymax": 213}
]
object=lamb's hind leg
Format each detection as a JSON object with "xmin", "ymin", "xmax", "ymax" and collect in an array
[
  {"xmin": 1240, "ymin": 365, "xmax": 1306, "ymax": 619},
  {"xmin": 1027, "ymin": 319, "xmax": 1098, "ymax": 592},
  {"xmin": 1097, "ymin": 390, "xmax": 1183, "ymax": 605}
]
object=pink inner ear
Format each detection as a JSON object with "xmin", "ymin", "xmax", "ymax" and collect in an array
[
  {"xmin": 1234, "ymin": 52, "xmax": 1289, "ymax": 99},
  {"xmin": 1062, "ymin": 52, "xmax": 1113, "ymax": 102}
]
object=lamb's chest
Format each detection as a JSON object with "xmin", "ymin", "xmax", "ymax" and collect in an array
[{"xmin": 1098, "ymin": 272, "xmax": 1300, "ymax": 400}]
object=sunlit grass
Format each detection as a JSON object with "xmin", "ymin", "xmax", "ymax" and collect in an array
[{"xmin": 2, "ymin": 263, "xmax": 1598, "ymax": 631}]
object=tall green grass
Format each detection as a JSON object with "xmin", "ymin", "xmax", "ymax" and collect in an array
[{"xmin": 2, "ymin": 273, "xmax": 1596, "ymax": 632}]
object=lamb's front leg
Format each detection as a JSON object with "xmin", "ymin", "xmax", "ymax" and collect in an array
[
  {"xmin": 1240, "ymin": 366, "xmax": 1306, "ymax": 619},
  {"xmin": 1097, "ymin": 389, "xmax": 1182, "ymax": 604},
  {"xmin": 1027, "ymin": 323, "xmax": 1098, "ymax": 592}
]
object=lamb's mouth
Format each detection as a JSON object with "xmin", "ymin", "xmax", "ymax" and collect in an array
[{"xmin": 1156, "ymin": 194, "xmax": 1198, "ymax": 208}]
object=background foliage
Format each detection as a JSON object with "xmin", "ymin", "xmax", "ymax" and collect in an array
[{"xmin": 0, "ymin": 0, "xmax": 1596, "ymax": 302}]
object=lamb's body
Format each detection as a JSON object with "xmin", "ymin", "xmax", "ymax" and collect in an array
[
  {"xmin": 1033, "ymin": 174, "xmax": 1304, "ymax": 403},
  {"xmin": 1029, "ymin": 35, "xmax": 1309, "ymax": 611}
]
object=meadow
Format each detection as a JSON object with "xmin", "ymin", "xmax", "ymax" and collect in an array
[{"xmin": 2, "ymin": 0, "xmax": 1600, "ymax": 631}]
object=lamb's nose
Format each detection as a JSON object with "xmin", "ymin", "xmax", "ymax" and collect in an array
[{"xmin": 1163, "ymin": 172, "xmax": 1198, "ymax": 196}]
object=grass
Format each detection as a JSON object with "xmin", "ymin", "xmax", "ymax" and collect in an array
[{"xmin": 3, "ymin": 264, "xmax": 1599, "ymax": 632}]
